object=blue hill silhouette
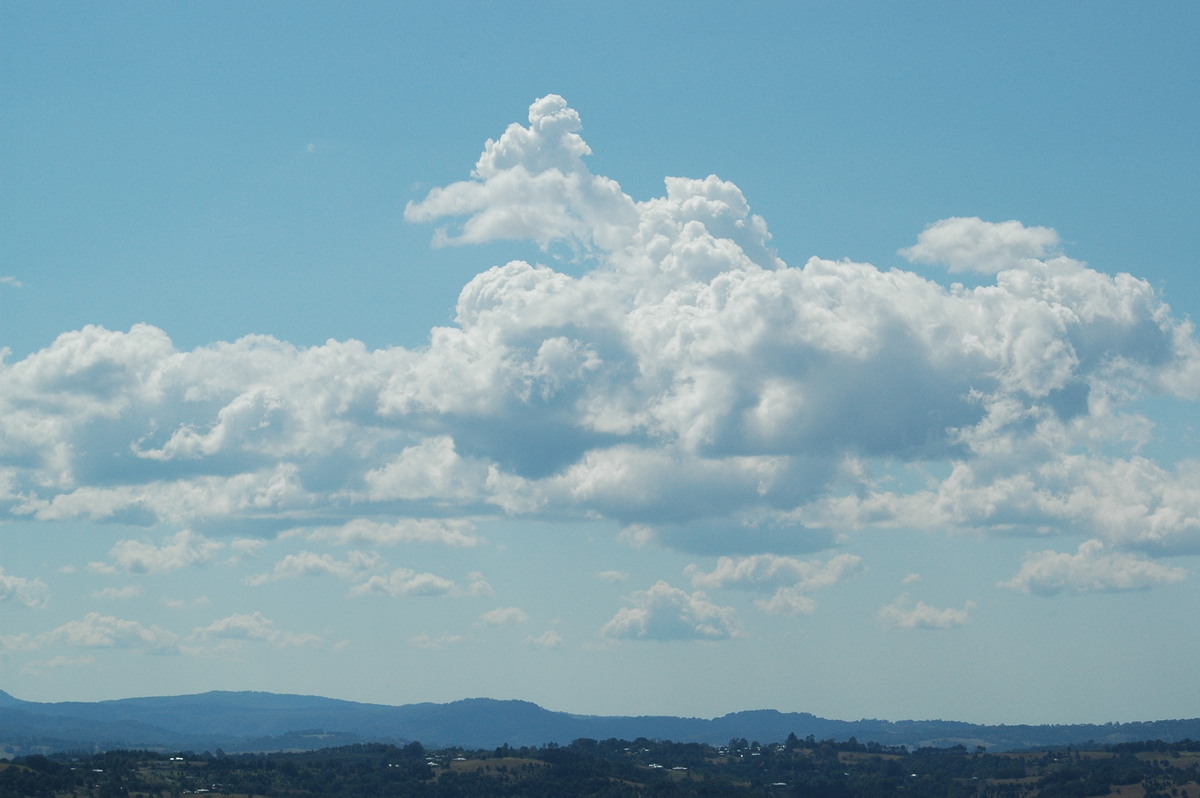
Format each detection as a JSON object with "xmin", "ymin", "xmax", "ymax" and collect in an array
[{"xmin": 1, "ymin": 690, "xmax": 1197, "ymax": 756}]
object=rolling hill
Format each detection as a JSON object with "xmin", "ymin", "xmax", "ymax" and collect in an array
[{"xmin": 1, "ymin": 689, "xmax": 1196, "ymax": 756}]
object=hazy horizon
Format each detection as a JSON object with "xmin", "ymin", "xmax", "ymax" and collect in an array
[
  {"xmin": 5, "ymin": 688, "xmax": 1198, "ymax": 729},
  {"xmin": 2, "ymin": 2, "xmax": 1198, "ymax": 727}
]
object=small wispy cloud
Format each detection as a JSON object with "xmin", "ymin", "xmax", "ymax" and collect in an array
[
  {"xmin": 410, "ymin": 631, "xmax": 464, "ymax": 649},
  {"xmin": 527, "ymin": 630, "xmax": 563, "ymax": 649},
  {"xmin": 161, "ymin": 595, "xmax": 212, "ymax": 610},
  {"xmin": 21, "ymin": 655, "xmax": 95, "ymax": 675},
  {"xmin": 598, "ymin": 570, "xmax": 630, "ymax": 583},
  {"xmin": 91, "ymin": 584, "xmax": 144, "ymax": 600},
  {"xmin": 479, "ymin": 606, "xmax": 528, "ymax": 626},
  {"xmin": 878, "ymin": 594, "xmax": 974, "ymax": 630}
]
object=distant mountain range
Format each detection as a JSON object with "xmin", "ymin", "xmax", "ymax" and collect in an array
[{"xmin": 1, "ymin": 689, "xmax": 1197, "ymax": 756}]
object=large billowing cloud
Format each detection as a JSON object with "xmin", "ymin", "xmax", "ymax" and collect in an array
[{"xmin": 1, "ymin": 95, "xmax": 1197, "ymax": 613}]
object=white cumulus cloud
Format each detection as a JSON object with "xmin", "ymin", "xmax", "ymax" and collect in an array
[
  {"xmin": 527, "ymin": 630, "xmax": 563, "ymax": 649},
  {"xmin": 349, "ymin": 567, "xmax": 458, "ymax": 598},
  {"xmin": 899, "ymin": 216, "xmax": 1061, "ymax": 274},
  {"xmin": 47, "ymin": 612, "xmax": 179, "ymax": 653},
  {"xmin": 91, "ymin": 529, "xmax": 223, "ymax": 574},
  {"xmin": 246, "ymin": 550, "xmax": 380, "ymax": 586},
  {"xmin": 189, "ymin": 611, "xmax": 323, "ymax": 648},
  {"xmin": 686, "ymin": 553, "xmax": 863, "ymax": 616},
  {"xmin": 0, "ymin": 95, "xmax": 1196, "ymax": 599},
  {"xmin": 601, "ymin": 581, "xmax": 741, "ymax": 641},
  {"xmin": 878, "ymin": 594, "xmax": 974, "ymax": 629},
  {"xmin": 1000, "ymin": 539, "xmax": 1188, "ymax": 595},
  {"xmin": 0, "ymin": 566, "xmax": 50, "ymax": 608}
]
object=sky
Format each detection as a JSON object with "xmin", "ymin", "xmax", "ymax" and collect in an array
[{"xmin": 1, "ymin": 1, "xmax": 1198, "ymax": 727}]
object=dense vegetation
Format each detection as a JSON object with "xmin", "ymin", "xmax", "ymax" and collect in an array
[{"xmin": 2, "ymin": 735, "xmax": 1199, "ymax": 797}]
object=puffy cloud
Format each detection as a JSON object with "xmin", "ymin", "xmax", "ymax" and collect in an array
[
  {"xmin": 686, "ymin": 553, "xmax": 863, "ymax": 615},
  {"xmin": 601, "ymin": 581, "xmax": 741, "ymax": 641},
  {"xmin": 47, "ymin": 612, "xmax": 179, "ymax": 653},
  {"xmin": 0, "ymin": 566, "xmax": 49, "ymax": 608},
  {"xmin": 246, "ymin": 550, "xmax": 380, "ymax": 586},
  {"xmin": 687, "ymin": 553, "xmax": 862, "ymax": 591},
  {"xmin": 0, "ymin": 323, "xmax": 173, "ymax": 419},
  {"xmin": 527, "ymin": 630, "xmax": 563, "ymax": 649},
  {"xmin": 349, "ymin": 567, "xmax": 458, "ymax": 598},
  {"xmin": 878, "ymin": 594, "xmax": 974, "ymax": 629},
  {"xmin": 1000, "ymin": 539, "xmax": 1188, "ymax": 595},
  {"xmin": 24, "ymin": 465, "xmax": 310, "ymax": 527},
  {"xmin": 466, "ymin": 572, "xmax": 495, "ymax": 597},
  {"xmin": 0, "ymin": 95, "xmax": 1197, "ymax": 595},
  {"xmin": 91, "ymin": 530, "xmax": 223, "ymax": 574},
  {"xmin": 900, "ymin": 217, "xmax": 1060, "ymax": 274},
  {"xmin": 229, "ymin": 537, "xmax": 268, "ymax": 558},
  {"xmin": 807, "ymin": 455, "xmax": 1200, "ymax": 554},
  {"xmin": 0, "ymin": 632, "xmax": 37, "ymax": 652},
  {"xmin": 189, "ymin": 611, "xmax": 323, "ymax": 648},
  {"xmin": 405, "ymin": 94, "xmax": 638, "ymax": 252}
]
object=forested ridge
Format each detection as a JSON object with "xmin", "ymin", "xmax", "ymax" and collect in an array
[
  {"xmin": 5, "ymin": 692, "xmax": 1199, "ymax": 754},
  {"xmin": 3, "ymin": 735, "xmax": 1199, "ymax": 797}
]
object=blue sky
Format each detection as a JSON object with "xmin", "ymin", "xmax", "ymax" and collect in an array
[{"xmin": 2, "ymin": 1, "xmax": 1198, "ymax": 726}]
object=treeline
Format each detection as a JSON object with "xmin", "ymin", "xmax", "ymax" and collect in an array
[{"xmin": 2, "ymin": 735, "xmax": 1199, "ymax": 797}]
